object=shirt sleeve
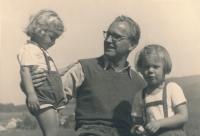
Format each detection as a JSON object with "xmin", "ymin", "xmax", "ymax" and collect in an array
[
  {"xmin": 62, "ymin": 62, "xmax": 84, "ymax": 98},
  {"xmin": 168, "ymin": 82, "xmax": 187, "ymax": 107},
  {"xmin": 17, "ymin": 44, "xmax": 40, "ymax": 66},
  {"xmin": 132, "ymin": 90, "xmax": 143, "ymax": 117}
]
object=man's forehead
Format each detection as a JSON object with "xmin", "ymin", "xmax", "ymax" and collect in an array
[{"xmin": 108, "ymin": 21, "xmax": 130, "ymax": 34}]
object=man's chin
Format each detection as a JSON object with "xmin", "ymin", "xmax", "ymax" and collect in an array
[{"xmin": 104, "ymin": 52, "xmax": 115, "ymax": 59}]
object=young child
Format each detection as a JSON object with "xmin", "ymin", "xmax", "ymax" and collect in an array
[
  {"xmin": 132, "ymin": 44, "xmax": 188, "ymax": 136},
  {"xmin": 17, "ymin": 9, "xmax": 67, "ymax": 136}
]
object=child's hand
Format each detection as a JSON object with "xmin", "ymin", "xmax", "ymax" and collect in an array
[
  {"xmin": 27, "ymin": 94, "xmax": 40, "ymax": 114},
  {"xmin": 132, "ymin": 125, "xmax": 146, "ymax": 136},
  {"xmin": 145, "ymin": 121, "xmax": 160, "ymax": 134},
  {"xmin": 63, "ymin": 98, "xmax": 69, "ymax": 105}
]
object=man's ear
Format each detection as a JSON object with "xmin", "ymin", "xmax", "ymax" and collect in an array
[{"xmin": 129, "ymin": 43, "xmax": 137, "ymax": 51}]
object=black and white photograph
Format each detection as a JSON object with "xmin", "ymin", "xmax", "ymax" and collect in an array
[{"xmin": 0, "ymin": 0, "xmax": 200, "ymax": 136}]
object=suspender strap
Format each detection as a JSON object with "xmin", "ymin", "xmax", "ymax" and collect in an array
[
  {"xmin": 41, "ymin": 49, "xmax": 51, "ymax": 71},
  {"xmin": 146, "ymin": 100, "xmax": 163, "ymax": 108},
  {"xmin": 142, "ymin": 81, "xmax": 170, "ymax": 122},
  {"xmin": 163, "ymin": 81, "xmax": 169, "ymax": 118},
  {"xmin": 40, "ymin": 48, "xmax": 58, "ymax": 72},
  {"xmin": 26, "ymin": 41, "xmax": 57, "ymax": 72},
  {"xmin": 142, "ymin": 88, "xmax": 147, "ymax": 123}
]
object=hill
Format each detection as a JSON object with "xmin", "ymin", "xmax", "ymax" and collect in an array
[
  {"xmin": 167, "ymin": 75, "xmax": 200, "ymax": 88},
  {"xmin": 167, "ymin": 75, "xmax": 200, "ymax": 111}
]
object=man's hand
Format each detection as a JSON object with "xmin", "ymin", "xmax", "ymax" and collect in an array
[
  {"xmin": 20, "ymin": 70, "xmax": 47, "ymax": 94},
  {"xmin": 31, "ymin": 70, "xmax": 47, "ymax": 87}
]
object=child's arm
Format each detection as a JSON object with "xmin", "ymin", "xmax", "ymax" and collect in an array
[
  {"xmin": 145, "ymin": 103, "xmax": 188, "ymax": 133},
  {"xmin": 20, "ymin": 66, "xmax": 40, "ymax": 113}
]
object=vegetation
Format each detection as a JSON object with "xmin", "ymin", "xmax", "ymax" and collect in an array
[{"xmin": 0, "ymin": 75, "xmax": 200, "ymax": 135}]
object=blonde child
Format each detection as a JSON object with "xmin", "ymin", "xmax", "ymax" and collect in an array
[
  {"xmin": 17, "ymin": 9, "xmax": 67, "ymax": 136},
  {"xmin": 132, "ymin": 44, "xmax": 188, "ymax": 136}
]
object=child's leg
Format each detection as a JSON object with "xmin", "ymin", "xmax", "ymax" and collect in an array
[{"xmin": 35, "ymin": 107, "xmax": 59, "ymax": 136}]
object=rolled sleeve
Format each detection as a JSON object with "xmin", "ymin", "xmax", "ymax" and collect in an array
[{"xmin": 62, "ymin": 62, "xmax": 84, "ymax": 98}]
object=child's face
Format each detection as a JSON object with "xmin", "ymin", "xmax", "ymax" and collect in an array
[
  {"xmin": 37, "ymin": 31, "xmax": 60, "ymax": 50},
  {"xmin": 141, "ymin": 55, "xmax": 165, "ymax": 85}
]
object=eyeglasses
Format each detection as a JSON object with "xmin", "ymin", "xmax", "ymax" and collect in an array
[{"xmin": 103, "ymin": 31, "xmax": 128, "ymax": 42}]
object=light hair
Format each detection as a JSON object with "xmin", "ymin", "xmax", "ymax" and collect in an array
[
  {"xmin": 135, "ymin": 44, "xmax": 172, "ymax": 74},
  {"xmin": 25, "ymin": 9, "xmax": 64, "ymax": 37},
  {"xmin": 114, "ymin": 15, "xmax": 140, "ymax": 46}
]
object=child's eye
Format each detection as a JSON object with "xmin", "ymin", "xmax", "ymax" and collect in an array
[
  {"xmin": 143, "ymin": 65, "xmax": 149, "ymax": 69},
  {"xmin": 153, "ymin": 65, "xmax": 160, "ymax": 69}
]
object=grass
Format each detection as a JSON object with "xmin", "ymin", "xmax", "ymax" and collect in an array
[
  {"xmin": 0, "ymin": 104, "xmax": 76, "ymax": 136},
  {"xmin": 0, "ymin": 112, "xmax": 29, "ymax": 125},
  {"xmin": 0, "ymin": 128, "xmax": 76, "ymax": 136}
]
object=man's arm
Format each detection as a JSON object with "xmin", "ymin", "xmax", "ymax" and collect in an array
[
  {"xmin": 20, "ymin": 70, "xmax": 47, "ymax": 92},
  {"xmin": 21, "ymin": 62, "xmax": 78, "ymax": 89},
  {"xmin": 62, "ymin": 62, "xmax": 84, "ymax": 98},
  {"xmin": 21, "ymin": 62, "xmax": 84, "ymax": 99},
  {"xmin": 58, "ymin": 62, "xmax": 78, "ymax": 76}
]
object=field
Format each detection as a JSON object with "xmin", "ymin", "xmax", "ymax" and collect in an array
[
  {"xmin": 1, "ymin": 76, "xmax": 200, "ymax": 136},
  {"xmin": 1, "ymin": 110, "xmax": 200, "ymax": 136},
  {"xmin": 0, "ymin": 128, "xmax": 76, "ymax": 136},
  {"xmin": 0, "ymin": 103, "xmax": 76, "ymax": 136}
]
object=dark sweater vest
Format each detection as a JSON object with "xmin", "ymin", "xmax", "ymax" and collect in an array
[{"xmin": 75, "ymin": 56, "xmax": 146, "ymax": 130}]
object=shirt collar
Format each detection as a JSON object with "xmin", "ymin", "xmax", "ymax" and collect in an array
[
  {"xmin": 103, "ymin": 55, "xmax": 132, "ymax": 79},
  {"xmin": 27, "ymin": 40, "xmax": 40, "ymax": 46},
  {"xmin": 27, "ymin": 40, "xmax": 46, "ymax": 51}
]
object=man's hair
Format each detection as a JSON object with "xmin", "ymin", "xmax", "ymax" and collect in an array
[
  {"xmin": 114, "ymin": 15, "xmax": 140, "ymax": 45},
  {"xmin": 24, "ymin": 9, "xmax": 64, "ymax": 37},
  {"xmin": 135, "ymin": 44, "xmax": 172, "ymax": 74}
]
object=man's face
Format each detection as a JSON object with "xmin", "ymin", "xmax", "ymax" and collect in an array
[{"xmin": 104, "ymin": 21, "xmax": 132, "ymax": 60}]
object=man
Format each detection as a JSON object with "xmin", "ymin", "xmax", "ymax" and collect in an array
[{"xmin": 30, "ymin": 15, "xmax": 146, "ymax": 136}]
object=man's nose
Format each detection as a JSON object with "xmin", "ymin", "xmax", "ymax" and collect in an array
[{"xmin": 105, "ymin": 35, "xmax": 113, "ymax": 42}]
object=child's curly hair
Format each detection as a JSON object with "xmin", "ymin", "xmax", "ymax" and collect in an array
[{"xmin": 25, "ymin": 9, "xmax": 64, "ymax": 37}]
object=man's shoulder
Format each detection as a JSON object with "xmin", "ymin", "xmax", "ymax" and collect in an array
[
  {"xmin": 78, "ymin": 56, "xmax": 104, "ymax": 65},
  {"xmin": 130, "ymin": 69, "xmax": 147, "ymax": 88},
  {"xmin": 79, "ymin": 56, "xmax": 102, "ymax": 61},
  {"xmin": 130, "ymin": 69, "xmax": 143, "ymax": 79}
]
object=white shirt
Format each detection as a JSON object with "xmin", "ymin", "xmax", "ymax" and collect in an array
[
  {"xmin": 132, "ymin": 82, "xmax": 187, "ymax": 122},
  {"xmin": 17, "ymin": 42, "xmax": 56, "ymax": 71}
]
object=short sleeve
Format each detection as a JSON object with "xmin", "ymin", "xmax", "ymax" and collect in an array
[
  {"xmin": 17, "ymin": 44, "xmax": 41, "ymax": 66},
  {"xmin": 132, "ymin": 90, "xmax": 143, "ymax": 117},
  {"xmin": 168, "ymin": 82, "xmax": 187, "ymax": 107}
]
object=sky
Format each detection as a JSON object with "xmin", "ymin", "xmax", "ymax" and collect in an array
[{"xmin": 0, "ymin": 0, "xmax": 200, "ymax": 105}]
